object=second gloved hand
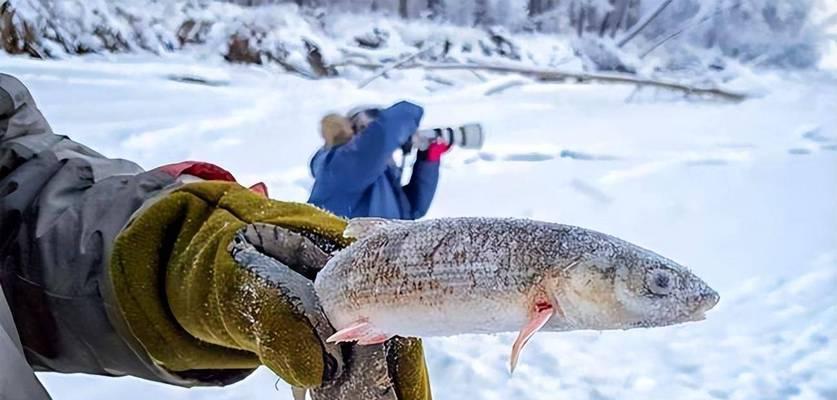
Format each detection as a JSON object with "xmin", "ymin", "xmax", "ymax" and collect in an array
[{"xmin": 417, "ymin": 139, "xmax": 451, "ymax": 162}]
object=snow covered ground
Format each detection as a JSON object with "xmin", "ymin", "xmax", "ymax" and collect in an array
[{"xmin": 2, "ymin": 52, "xmax": 835, "ymax": 400}]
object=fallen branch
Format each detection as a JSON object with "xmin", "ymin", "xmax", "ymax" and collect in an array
[
  {"xmin": 166, "ymin": 74, "xmax": 229, "ymax": 87},
  {"xmin": 370, "ymin": 61, "xmax": 747, "ymax": 101},
  {"xmin": 425, "ymin": 74, "xmax": 456, "ymax": 87},
  {"xmin": 357, "ymin": 43, "xmax": 441, "ymax": 89},
  {"xmin": 484, "ymin": 79, "xmax": 529, "ymax": 96},
  {"xmin": 340, "ymin": 56, "xmax": 746, "ymax": 101}
]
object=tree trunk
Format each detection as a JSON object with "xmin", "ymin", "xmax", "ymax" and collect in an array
[
  {"xmin": 567, "ymin": 0, "xmax": 641, "ymax": 38},
  {"xmin": 602, "ymin": 0, "xmax": 631, "ymax": 37},
  {"xmin": 294, "ymin": 0, "xmax": 320, "ymax": 7},
  {"xmin": 474, "ymin": 0, "xmax": 489, "ymax": 26},
  {"xmin": 528, "ymin": 0, "xmax": 556, "ymax": 16},
  {"xmin": 399, "ymin": 0, "xmax": 408, "ymax": 18},
  {"xmin": 428, "ymin": 0, "xmax": 443, "ymax": 18},
  {"xmin": 528, "ymin": 0, "xmax": 540, "ymax": 16}
]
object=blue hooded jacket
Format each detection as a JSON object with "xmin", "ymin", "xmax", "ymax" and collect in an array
[{"xmin": 308, "ymin": 101, "xmax": 440, "ymax": 220}]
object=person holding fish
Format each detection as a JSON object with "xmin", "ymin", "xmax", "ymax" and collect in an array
[
  {"xmin": 0, "ymin": 74, "xmax": 430, "ymax": 400},
  {"xmin": 1, "ymin": 73, "xmax": 717, "ymax": 400}
]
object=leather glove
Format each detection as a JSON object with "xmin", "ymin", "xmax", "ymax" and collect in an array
[{"xmin": 109, "ymin": 181, "xmax": 431, "ymax": 399}]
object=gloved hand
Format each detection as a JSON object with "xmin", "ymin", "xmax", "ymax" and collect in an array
[
  {"xmin": 417, "ymin": 139, "xmax": 451, "ymax": 162},
  {"xmin": 109, "ymin": 181, "xmax": 431, "ymax": 399}
]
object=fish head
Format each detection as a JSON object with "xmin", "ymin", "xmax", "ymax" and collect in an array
[{"xmin": 553, "ymin": 242, "xmax": 719, "ymax": 330}]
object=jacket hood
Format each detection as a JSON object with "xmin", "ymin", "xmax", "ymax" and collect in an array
[
  {"xmin": 0, "ymin": 74, "xmax": 53, "ymax": 140},
  {"xmin": 309, "ymin": 147, "xmax": 328, "ymax": 178}
]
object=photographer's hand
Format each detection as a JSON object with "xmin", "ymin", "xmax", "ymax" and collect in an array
[{"xmin": 417, "ymin": 139, "xmax": 451, "ymax": 162}]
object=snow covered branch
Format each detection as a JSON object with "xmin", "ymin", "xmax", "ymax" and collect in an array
[
  {"xmin": 346, "ymin": 60, "xmax": 748, "ymax": 101},
  {"xmin": 616, "ymin": 0, "xmax": 674, "ymax": 47},
  {"xmin": 357, "ymin": 42, "xmax": 442, "ymax": 88}
]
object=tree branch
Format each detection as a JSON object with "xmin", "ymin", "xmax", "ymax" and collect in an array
[
  {"xmin": 346, "ymin": 60, "xmax": 746, "ymax": 102},
  {"xmin": 484, "ymin": 79, "xmax": 529, "ymax": 96},
  {"xmin": 357, "ymin": 43, "xmax": 441, "ymax": 88},
  {"xmin": 617, "ymin": 0, "xmax": 674, "ymax": 47},
  {"xmin": 640, "ymin": 2, "xmax": 742, "ymax": 59}
]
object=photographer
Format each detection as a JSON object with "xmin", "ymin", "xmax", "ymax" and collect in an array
[{"xmin": 308, "ymin": 101, "xmax": 450, "ymax": 220}]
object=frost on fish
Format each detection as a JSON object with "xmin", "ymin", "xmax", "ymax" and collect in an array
[{"xmin": 314, "ymin": 217, "xmax": 719, "ymax": 371}]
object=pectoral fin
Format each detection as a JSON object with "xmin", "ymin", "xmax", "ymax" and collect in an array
[
  {"xmin": 326, "ymin": 319, "xmax": 392, "ymax": 345},
  {"xmin": 510, "ymin": 301, "xmax": 555, "ymax": 373}
]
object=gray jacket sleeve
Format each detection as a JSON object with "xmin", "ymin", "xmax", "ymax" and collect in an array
[
  {"xmin": 1, "ymin": 285, "xmax": 50, "ymax": 400},
  {"xmin": 0, "ymin": 73, "xmax": 251, "ymax": 392}
]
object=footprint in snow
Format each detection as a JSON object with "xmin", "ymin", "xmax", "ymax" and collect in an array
[
  {"xmin": 570, "ymin": 179, "xmax": 612, "ymax": 204},
  {"xmin": 801, "ymin": 129, "xmax": 832, "ymax": 144},
  {"xmin": 559, "ymin": 150, "xmax": 619, "ymax": 161},
  {"xmin": 470, "ymin": 151, "xmax": 554, "ymax": 163},
  {"xmin": 467, "ymin": 149, "xmax": 618, "ymax": 164},
  {"xmin": 796, "ymin": 126, "xmax": 837, "ymax": 153},
  {"xmin": 788, "ymin": 148, "xmax": 813, "ymax": 155},
  {"xmin": 502, "ymin": 152, "xmax": 554, "ymax": 162},
  {"xmin": 685, "ymin": 158, "xmax": 729, "ymax": 167}
]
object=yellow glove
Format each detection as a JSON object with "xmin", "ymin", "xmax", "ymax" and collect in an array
[{"xmin": 109, "ymin": 181, "xmax": 431, "ymax": 399}]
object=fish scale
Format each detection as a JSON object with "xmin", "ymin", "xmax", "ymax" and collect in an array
[
  {"xmin": 319, "ymin": 219, "xmax": 550, "ymax": 310},
  {"xmin": 314, "ymin": 217, "xmax": 719, "ymax": 371}
]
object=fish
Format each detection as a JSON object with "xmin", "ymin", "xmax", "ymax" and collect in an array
[{"xmin": 313, "ymin": 217, "xmax": 720, "ymax": 372}]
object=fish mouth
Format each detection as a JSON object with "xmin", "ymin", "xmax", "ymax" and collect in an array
[
  {"xmin": 695, "ymin": 290, "xmax": 720, "ymax": 315},
  {"xmin": 626, "ymin": 311, "xmax": 707, "ymax": 329}
]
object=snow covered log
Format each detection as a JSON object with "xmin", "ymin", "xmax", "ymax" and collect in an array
[{"xmin": 349, "ymin": 59, "xmax": 748, "ymax": 101}]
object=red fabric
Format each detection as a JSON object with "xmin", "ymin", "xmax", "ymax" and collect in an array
[
  {"xmin": 157, "ymin": 161, "xmax": 268, "ymax": 197},
  {"xmin": 157, "ymin": 161, "xmax": 237, "ymax": 182},
  {"xmin": 248, "ymin": 182, "xmax": 269, "ymax": 198},
  {"xmin": 425, "ymin": 140, "xmax": 451, "ymax": 162}
]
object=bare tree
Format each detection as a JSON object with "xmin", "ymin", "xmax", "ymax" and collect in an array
[
  {"xmin": 428, "ymin": 0, "xmax": 444, "ymax": 18},
  {"xmin": 528, "ymin": 0, "xmax": 556, "ymax": 17},
  {"xmin": 617, "ymin": 0, "xmax": 673, "ymax": 46},
  {"xmin": 474, "ymin": 0, "xmax": 489, "ymax": 25},
  {"xmin": 563, "ymin": 0, "xmax": 642, "ymax": 38},
  {"xmin": 399, "ymin": 0, "xmax": 408, "ymax": 18},
  {"xmin": 601, "ymin": 0, "xmax": 630, "ymax": 37}
]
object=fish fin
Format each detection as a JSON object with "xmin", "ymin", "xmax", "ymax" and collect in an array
[
  {"xmin": 356, "ymin": 333, "xmax": 392, "ymax": 345},
  {"xmin": 510, "ymin": 301, "xmax": 555, "ymax": 374},
  {"xmin": 291, "ymin": 387, "xmax": 308, "ymax": 400},
  {"xmin": 344, "ymin": 218, "xmax": 407, "ymax": 240},
  {"xmin": 326, "ymin": 321, "xmax": 372, "ymax": 343},
  {"xmin": 327, "ymin": 320, "xmax": 393, "ymax": 345}
]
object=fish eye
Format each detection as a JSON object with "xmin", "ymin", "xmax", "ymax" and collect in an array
[{"xmin": 645, "ymin": 269, "xmax": 675, "ymax": 296}]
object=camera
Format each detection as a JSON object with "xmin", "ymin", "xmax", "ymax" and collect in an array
[
  {"xmin": 413, "ymin": 123, "xmax": 485, "ymax": 150},
  {"xmin": 347, "ymin": 106, "xmax": 485, "ymax": 151}
]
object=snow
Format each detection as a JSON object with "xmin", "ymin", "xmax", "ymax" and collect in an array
[
  {"xmin": 2, "ymin": 51, "xmax": 836, "ymax": 400},
  {"xmin": 6, "ymin": 0, "xmax": 835, "ymax": 80}
]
